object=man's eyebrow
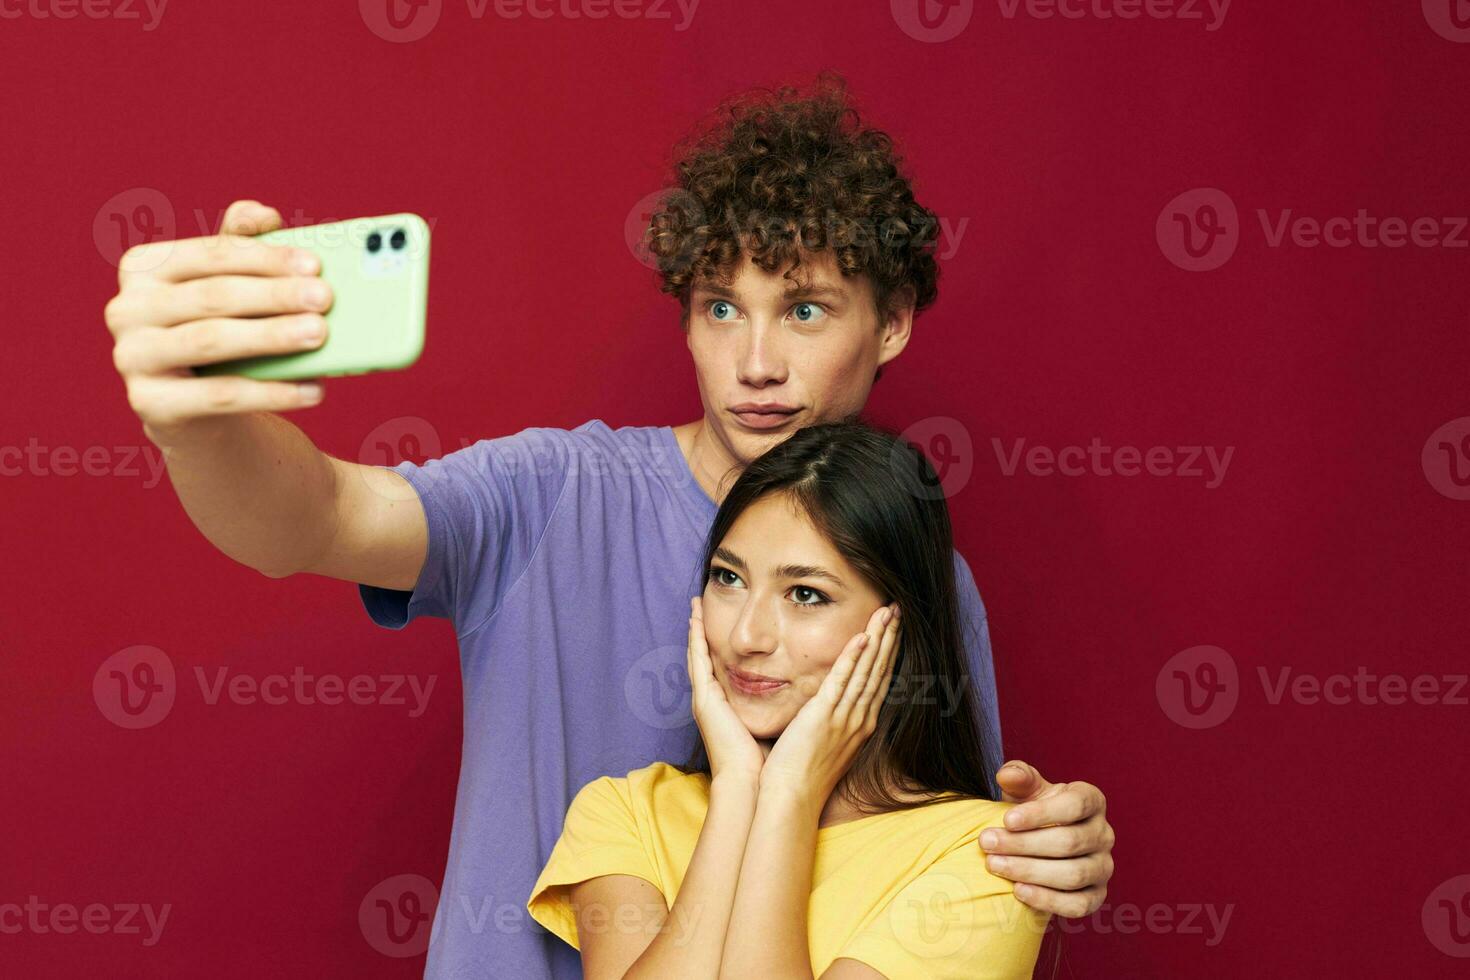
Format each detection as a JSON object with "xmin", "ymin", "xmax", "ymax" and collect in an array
[
  {"xmin": 711, "ymin": 547, "xmax": 847, "ymax": 588},
  {"xmin": 693, "ymin": 281, "xmax": 846, "ymax": 302}
]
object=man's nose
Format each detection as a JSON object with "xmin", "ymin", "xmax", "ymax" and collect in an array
[{"xmin": 736, "ymin": 321, "xmax": 789, "ymax": 387}]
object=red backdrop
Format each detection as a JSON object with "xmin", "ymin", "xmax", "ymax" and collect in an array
[{"xmin": 4, "ymin": 1, "xmax": 1469, "ymax": 976}]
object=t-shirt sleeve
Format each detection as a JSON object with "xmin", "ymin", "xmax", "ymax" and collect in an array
[
  {"xmin": 356, "ymin": 427, "xmax": 574, "ymax": 634},
  {"xmin": 953, "ymin": 549, "xmax": 1004, "ymax": 782},
  {"xmin": 833, "ymin": 825, "xmax": 1050, "ymax": 980},
  {"xmin": 525, "ymin": 776, "xmax": 663, "ymax": 950}
]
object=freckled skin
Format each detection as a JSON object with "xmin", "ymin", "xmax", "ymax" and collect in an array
[{"xmin": 701, "ymin": 492, "xmax": 887, "ymax": 741}]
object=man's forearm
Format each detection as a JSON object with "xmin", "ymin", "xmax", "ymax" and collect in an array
[
  {"xmin": 626, "ymin": 773, "xmax": 758, "ymax": 979},
  {"xmin": 145, "ymin": 412, "xmax": 338, "ymax": 579}
]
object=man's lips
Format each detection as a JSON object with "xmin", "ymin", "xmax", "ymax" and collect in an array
[
  {"xmin": 726, "ymin": 666, "xmax": 789, "ymax": 695},
  {"xmin": 729, "ymin": 407, "xmax": 798, "ymax": 430}
]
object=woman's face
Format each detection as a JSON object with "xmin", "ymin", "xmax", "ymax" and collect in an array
[{"xmin": 700, "ymin": 491, "xmax": 889, "ymax": 740}]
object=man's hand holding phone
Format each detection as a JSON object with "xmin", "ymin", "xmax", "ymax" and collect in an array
[{"xmin": 105, "ymin": 199, "xmax": 332, "ymax": 447}]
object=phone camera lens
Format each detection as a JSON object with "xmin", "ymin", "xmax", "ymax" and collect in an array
[
  {"xmin": 390, "ymin": 228, "xmax": 407, "ymax": 251},
  {"xmin": 367, "ymin": 232, "xmax": 383, "ymax": 253}
]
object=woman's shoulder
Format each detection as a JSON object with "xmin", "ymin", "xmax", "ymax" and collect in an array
[
  {"xmin": 866, "ymin": 793, "xmax": 1017, "ymax": 848},
  {"xmin": 625, "ymin": 761, "xmax": 712, "ymax": 803},
  {"xmin": 578, "ymin": 762, "xmax": 710, "ymax": 815}
]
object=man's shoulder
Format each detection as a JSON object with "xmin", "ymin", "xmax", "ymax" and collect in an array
[{"xmin": 440, "ymin": 419, "xmax": 675, "ymax": 479}]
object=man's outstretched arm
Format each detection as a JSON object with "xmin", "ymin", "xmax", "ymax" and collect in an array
[{"xmin": 105, "ymin": 198, "xmax": 427, "ymax": 589}]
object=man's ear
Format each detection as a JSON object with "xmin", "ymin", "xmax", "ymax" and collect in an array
[{"xmin": 877, "ymin": 285, "xmax": 916, "ymax": 368}]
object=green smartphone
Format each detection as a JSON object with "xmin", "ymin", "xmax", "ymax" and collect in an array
[{"xmin": 195, "ymin": 213, "xmax": 430, "ymax": 380}]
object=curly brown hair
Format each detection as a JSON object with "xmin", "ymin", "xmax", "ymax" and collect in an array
[{"xmin": 644, "ymin": 71, "xmax": 942, "ymax": 356}]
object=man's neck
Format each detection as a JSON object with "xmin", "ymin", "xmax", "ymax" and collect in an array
[{"xmin": 672, "ymin": 418, "xmax": 739, "ymax": 507}]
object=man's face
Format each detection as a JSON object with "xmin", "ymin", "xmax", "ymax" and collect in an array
[
  {"xmin": 700, "ymin": 491, "xmax": 888, "ymax": 739},
  {"xmin": 685, "ymin": 248, "xmax": 912, "ymax": 468}
]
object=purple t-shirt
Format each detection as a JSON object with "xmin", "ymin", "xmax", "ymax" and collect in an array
[{"xmin": 358, "ymin": 419, "xmax": 1002, "ymax": 980}]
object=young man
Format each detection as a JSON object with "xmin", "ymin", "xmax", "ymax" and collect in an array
[{"xmin": 104, "ymin": 75, "xmax": 1114, "ymax": 979}]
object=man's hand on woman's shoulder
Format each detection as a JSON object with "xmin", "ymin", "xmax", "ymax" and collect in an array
[{"xmin": 978, "ymin": 760, "xmax": 1115, "ymax": 918}]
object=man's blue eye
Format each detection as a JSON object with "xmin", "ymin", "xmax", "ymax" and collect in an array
[
  {"xmin": 709, "ymin": 300, "xmax": 736, "ymax": 321},
  {"xmin": 792, "ymin": 303, "xmax": 826, "ymax": 323}
]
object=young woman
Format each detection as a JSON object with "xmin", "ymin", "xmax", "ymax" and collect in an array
[{"xmin": 526, "ymin": 419, "xmax": 1049, "ymax": 978}]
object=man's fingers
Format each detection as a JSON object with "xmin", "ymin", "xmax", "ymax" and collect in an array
[
  {"xmin": 146, "ymin": 274, "xmax": 333, "ymax": 328},
  {"xmin": 980, "ymin": 818, "xmax": 1107, "ymax": 859},
  {"xmin": 220, "ymin": 199, "xmax": 282, "ymax": 237},
  {"xmin": 138, "ymin": 234, "xmax": 319, "ymax": 285},
  {"xmin": 126, "ymin": 374, "xmax": 325, "ymax": 426},
  {"xmin": 985, "ymin": 849, "xmax": 1114, "ymax": 893},
  {"xmin": 1004, "ymin": 780, "xmax": 1105, "ymax": 831},
  {"xmin": 1011, "ymin": 881, "xmax": 1109, "ymax": 919},
  {"xmin": 995, "ymin": 759, "xmax": 1043, "ymax": 802},
  {"xmin": 113, "ymin": 315, "xmax": 327, "ymax": 374}
]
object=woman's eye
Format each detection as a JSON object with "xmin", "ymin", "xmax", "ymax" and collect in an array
[
  {"xmin": 709, "ymin": 567, "xmax": 742, "ymax": 588},
  {"xmin": 707, "ymin": 300, "xmax": 737, "ymax": 321},
  {"xmin": 790, "ymin": 586, "xmax": 829, "ymax": 607},
  {"xmin": 792, "ymin": 303, "xmax": 827, "ymax": 324}
]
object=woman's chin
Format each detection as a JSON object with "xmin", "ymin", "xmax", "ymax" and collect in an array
[{"xmin": 734, "ymin": 707, "xmax": 789, "ymax": 741}]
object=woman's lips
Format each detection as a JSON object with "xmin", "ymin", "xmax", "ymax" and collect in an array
[{"xmin": 726, "ymin": 666, "xmax": 789, "ymax": 696}]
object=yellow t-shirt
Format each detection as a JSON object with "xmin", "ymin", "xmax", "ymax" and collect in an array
[{"xmin": 526, "ymin": 761, "xmax": 1049, "ymax": 979}]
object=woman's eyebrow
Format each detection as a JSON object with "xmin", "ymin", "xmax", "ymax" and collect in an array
[{"xmin": 712, "ymin": 547, "xmax": 846, "ymax": 588}]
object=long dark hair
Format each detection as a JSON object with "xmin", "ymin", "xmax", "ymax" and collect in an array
[{"xmin": 677, "ymin": 416, "xmax": 1001, "ymax": 813}]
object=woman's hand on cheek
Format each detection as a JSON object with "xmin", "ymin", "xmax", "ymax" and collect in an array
[
  {"xmin": 758, "ymin": 603, "xmax": 901, "ymax": 810},
  {"xmin": 687, "ymin": 596, "xmax": 765, "ymax": 783}
]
